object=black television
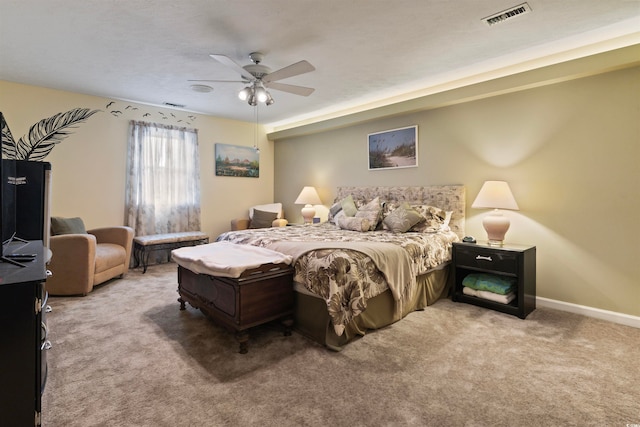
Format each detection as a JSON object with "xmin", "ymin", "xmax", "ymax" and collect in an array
[
  {"xmin": 1, "ymin": 158, "xmax": 17, "ymax": 246},
  {"xmin": 1, "ymin": 112, "xmax": 27, "ymax": 266}
]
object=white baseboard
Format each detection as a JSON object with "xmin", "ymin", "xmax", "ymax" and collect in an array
[{"xmin": 537, "ymin": 297, "xmax": 640, "ymax": 329}]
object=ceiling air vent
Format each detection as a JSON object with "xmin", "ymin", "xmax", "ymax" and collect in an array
[
  {"xmin": 483, "ymin": 3, "xmax": 532, "ymax": 26},
  {"xmin": 164, "ymin": 102, "xmax": 186, "ymax": 108}
]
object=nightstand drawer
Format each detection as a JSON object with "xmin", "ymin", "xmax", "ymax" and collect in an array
[{"xmin": 455, "ymin": 247, "xmax": 518, "ymax": 275}]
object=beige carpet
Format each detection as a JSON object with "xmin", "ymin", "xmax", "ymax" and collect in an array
[{"xmin": 42, "ymin": 263, "xmax": 639, "ymax": 426}]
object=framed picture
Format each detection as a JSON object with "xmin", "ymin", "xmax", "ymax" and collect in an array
[
  {"xmin": 215, "ymin": 143, "xmax": 259, "ymax": 178},
  {"xmin": 367, "ymin": 125, "xmax": 418, "ymax": 170}
]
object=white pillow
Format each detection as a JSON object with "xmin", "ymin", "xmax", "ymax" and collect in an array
[
  {"xmin": 437, "ymin": 210, "xmax": 453, "ymax": 232},
  {"xmin": 443, "ymin": 210, "xmax": 453, "ymax": 227},
  {"xmin": 250, "ymin": 203, "xmax": 282, "ymax": 219}
]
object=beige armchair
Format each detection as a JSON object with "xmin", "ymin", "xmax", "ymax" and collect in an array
[
  {"xmin": 46, "ymin": 219, "xmax": 134, "ymax": 296},
  {"xmin": 231, "ymin": 203, "xmax": 288, "ymax": 231}
]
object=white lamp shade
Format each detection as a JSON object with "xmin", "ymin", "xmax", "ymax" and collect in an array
[
  {"xmin": 295, "ymin": 186, "xmax": 322, "ymax": 205},
  {"xmin": 295, "ymin": 186, "xmax": 322, "ymax": 224},
  {"xmin": 471, "ymin": 181, "xmax": 519, "ymax": 210}
]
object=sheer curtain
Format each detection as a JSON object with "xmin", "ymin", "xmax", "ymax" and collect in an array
[{"xmin": 126, "ymin": 121, "xmax": 201, "ymax": 237}]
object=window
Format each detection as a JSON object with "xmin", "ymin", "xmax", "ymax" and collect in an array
[{"xmin": 126, "ymin": 121, "xmax": 201, "ymax": 236}]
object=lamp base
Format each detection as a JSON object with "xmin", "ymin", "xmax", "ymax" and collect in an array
[
  {"xmin": 301, "ymin": 205, "xmax": 316, "ymax": 224},
  {"xmin": 482, "ymin": 209, "xmax": 510, "ymax": 246}
]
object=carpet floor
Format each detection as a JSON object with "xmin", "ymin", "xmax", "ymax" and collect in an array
[{"xmin": 42, "ymin": 263, "xmax": 639, "ymax": 426}]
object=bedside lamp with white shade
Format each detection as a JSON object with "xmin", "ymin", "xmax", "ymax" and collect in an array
[
  {"xmin": 295, "ymin": 186, "xmax": 322, "ymax": 224},
  {"xmin": 471, "ymin": 181, "xmax": 519, "ymax": 246}
]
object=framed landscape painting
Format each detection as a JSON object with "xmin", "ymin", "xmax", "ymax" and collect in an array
[
  {"xmin": 215, "ymin": 143, "xmax": 259, "ymax": 178},
  {"xmin": 367, "ymin": 125, "xmax": 418, "ymax": 170}
]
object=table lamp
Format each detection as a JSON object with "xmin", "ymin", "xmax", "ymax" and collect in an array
[
  {"xmin": 471, "ymin": 181, "xmax": 519, "ymax": 246},
  {"xmin": 294, "ymin": 186, "xmax": 322, "ymax": 224}
]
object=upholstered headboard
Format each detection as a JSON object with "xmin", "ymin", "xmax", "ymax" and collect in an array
[{"xmin": 335, "ymin": 185, "xmax": 466, "ymax": 239}]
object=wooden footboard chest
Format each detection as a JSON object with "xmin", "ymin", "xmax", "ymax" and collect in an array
[{"xmin": 177, "ymin": 263, "xmax": 294, "ymax": 353}]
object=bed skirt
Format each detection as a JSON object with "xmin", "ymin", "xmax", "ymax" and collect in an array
[{"xmin": 293, "ymin": 265, "xmax": 452, "ymax": 351}]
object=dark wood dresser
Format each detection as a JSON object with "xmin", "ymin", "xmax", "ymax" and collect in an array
[{"xmin": 0, "ymin": 241, "xmax": 49, "ymax": 426}]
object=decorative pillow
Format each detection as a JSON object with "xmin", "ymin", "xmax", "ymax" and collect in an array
[
  {"xmin": 381, "ymin": 201, "xmax": 401, "ymax": 220},
  {"xmin": 329, "ymin": 201, "xmax": 342, "ymax": 217},
  {"xmin": 380, "ymin": 202, "xmax": 396, "ymax": 230},
  {"xmin": 441, "ymin": 210, "xmax": 453, "ymax": 232},
  {"xmin": 382, "ymin": 203, "xmax": 423, "ymax": 233},
  {"xmin": 51, "ymin": 217, "xmax": 87, "ymax": 235},
  {"xmin": 332, "ymin": 210, "xmax": 347, "ymax": 224},
  {"xmin": 443, "ymin": 210, "xmax": 453, "ymax": 227},
  {"xmin": 355, "ymin": 197, "xmax": 382, "ymax": 231},
  {"xmin": 337, "ymin": 216, "xmax": 370, "ymax": 232},
  {"xmin": 340, "ymin": 195, "xmax": 358, "ymax": 217},
  {"xmin": 249, "ymin": 209, "xmax": 278, "ymax": 229},
  {"xmin": 410, "ymin": 205, "xmax": 448, "ymax": 232},
  {"xmin": 328, "ymin": 201, "xmax": 343, "ymax": 224},
  {"xmin": 250, "ymin": 203, "xmax": 282, "ymax": 219}
]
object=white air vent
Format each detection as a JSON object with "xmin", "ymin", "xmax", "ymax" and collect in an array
[
  {"xmin": 190, "ymin": 84, "xmax": 213, "ymax": 93},
  {"xmin": 483, "ymin": 3, "xmax": 532, "ymax": 26}
]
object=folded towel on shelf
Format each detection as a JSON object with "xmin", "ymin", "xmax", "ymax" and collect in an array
[
  {"xmin": 463, "ymin": 286, "xmax": 516, "ymax": 304},
  {"xmin": 462, "ymin": 273, "xmax": 516, "ymax": 295}
]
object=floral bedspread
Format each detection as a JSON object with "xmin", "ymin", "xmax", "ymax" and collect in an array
[{"xmin": 216, "ymin": 223, "xmax": 458, "ymax": 335}]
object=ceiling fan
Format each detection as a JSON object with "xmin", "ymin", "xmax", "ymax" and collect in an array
[{"xmin": 190, "ymin": 52, "xmax": 315, "ymax": 106}]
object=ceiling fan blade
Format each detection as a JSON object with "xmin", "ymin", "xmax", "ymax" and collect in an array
[
  {"xmin": 188, "ymin": 79, "xmax": 245, "ymax": 83},
  {"xmin": 266, "ymin": 82, "xmax": 315, "ymax": 96},
  {"xmin": 262, "ymin": 60, "xmax": 315, "ymax": 84},
  {"xmin": 209, "ymin": 54, "xmax": 256, "ymax": 82}
]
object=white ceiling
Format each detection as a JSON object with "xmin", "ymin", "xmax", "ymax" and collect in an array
[{"xmin": 1, "ymin": 1, "xmax": 639, "ymax": 129}]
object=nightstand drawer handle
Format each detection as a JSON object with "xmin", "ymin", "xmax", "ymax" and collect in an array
[{"xmin": 476, "ymin": 255, "xmax": 493, "ymax": 261}]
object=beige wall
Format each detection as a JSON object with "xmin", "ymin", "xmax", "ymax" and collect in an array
[
  {"xmin": 0, "ymin": 81, "xmax": 273, "ymax": 239},
  {"xmin": 272, "ymin": 66, "xmax": 640, "ymax": 317}
]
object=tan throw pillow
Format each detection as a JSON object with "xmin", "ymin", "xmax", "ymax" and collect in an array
[
  {"xmin": 337, "ymin": 216, "xmax": 370, "ymax": 232},
  {"xmin": 382, "ymin": 203, "xmax": 423, "ymax": 233},
  {"xmin": 249, "ymin": 209, "xmax": 278, "ymax": 228},
  {"xmin": 355, "ymin": 197, "xmax": 382, "ymax": 231},
  {"xmin": 51, "ymin": 217, "xmax": 87, "ymax": 235}
]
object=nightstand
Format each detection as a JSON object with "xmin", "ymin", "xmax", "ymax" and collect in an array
[{"xmin": 452, "ymin": 241, "xmax": 536, "ymax": 319}]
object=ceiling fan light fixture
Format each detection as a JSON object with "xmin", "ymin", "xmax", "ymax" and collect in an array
[
  {"xmin": 265, "ymin": 92, "xmax": 275, "ymax": 106},
  {"xmin": 238, "ymin": 83, "xmax": 274, "ymax": 106},
  {"xmin": 238, "ymin": 86, "xmax": 251, "ymax": 101},
  {"xmin": 255, "ymin": 86, "xmax": 268, "ymax": 103},
  {"xmin": 205, "ymin": 52, "xmax": 316, "ymax": 108}
]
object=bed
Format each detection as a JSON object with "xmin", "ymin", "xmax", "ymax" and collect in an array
[{"xmin": 212, "ymin": 185, "xmax": 466, "ymax": 350}]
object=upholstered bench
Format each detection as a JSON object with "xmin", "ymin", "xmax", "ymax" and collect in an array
[{"xmin": 133, "ymin": 231, "xmax": 209, "ymax": 273}]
